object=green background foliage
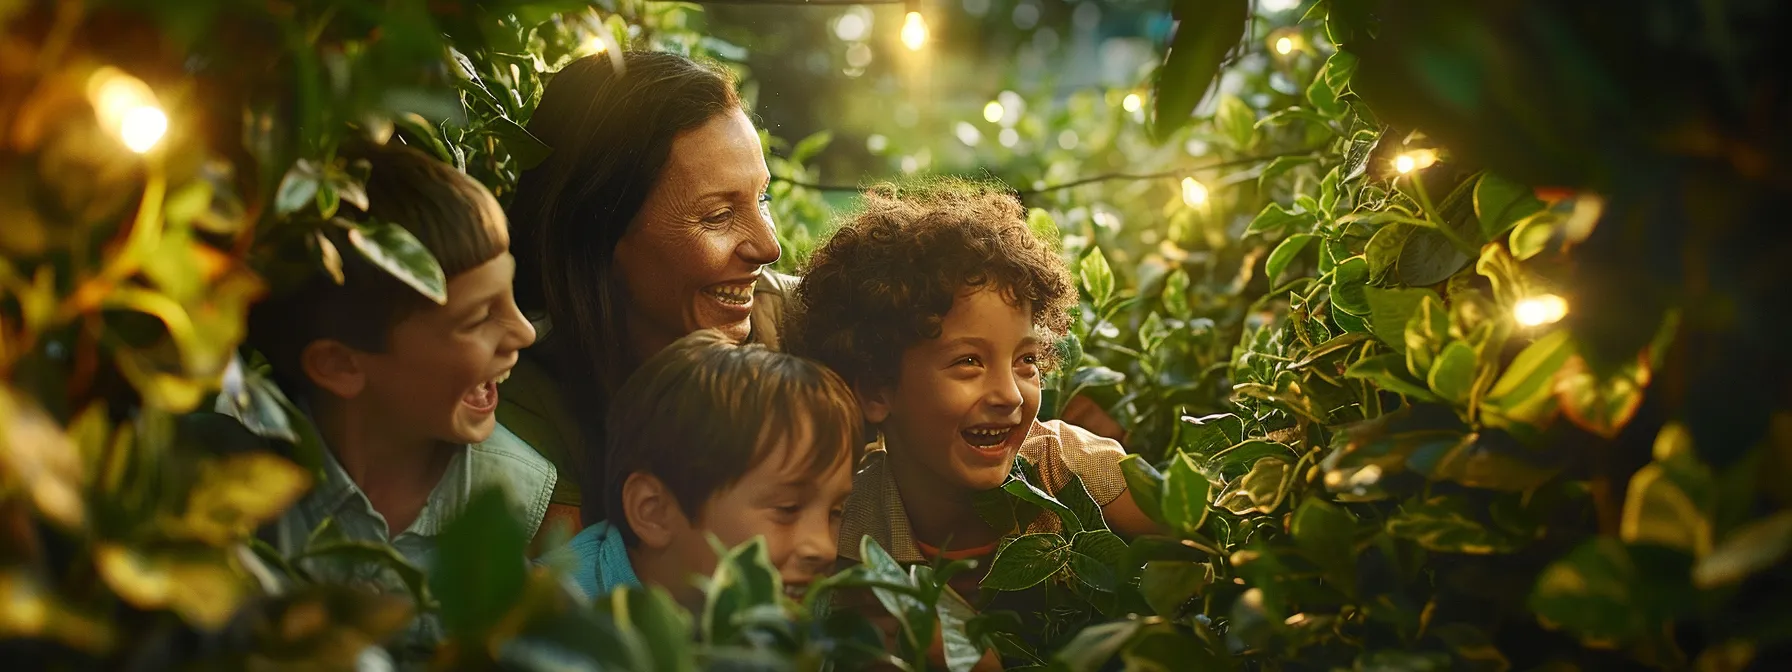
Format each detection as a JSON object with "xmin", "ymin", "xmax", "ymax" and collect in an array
[{"xmin": 4, "ymin": 0, "xmax": 1791, "ymax": 670}]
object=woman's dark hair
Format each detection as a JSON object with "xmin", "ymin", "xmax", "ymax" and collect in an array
[{"xmin": 508, "ymin": 51, "xmax": 742, "ymax": 514}]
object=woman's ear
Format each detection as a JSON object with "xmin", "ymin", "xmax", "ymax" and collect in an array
[
  {"xmin": 300, "ymin": 339, "xmax": 366, "ymax": 399},
  {"xmin": 855, "ymin": 382, "xmax": 891, "ymax": 424},
  {"xmin": 621, "ymin": 472, "xmax": 686, "ymax": 549}
]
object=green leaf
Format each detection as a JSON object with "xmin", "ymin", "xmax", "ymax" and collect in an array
[
  {"xmin": 983, "ymin": 533, "xmax": 1071, "ymax": 591},
  {"xmin": 789, "ymin": 129, "xmax": 833, "ymax": 163},
  {"xmin": 1052, "ymin": 618, "xmax": 1145, "ymax": 672},
  {"xmin": 1365, "ymin": 223, "xmax": 1415, "ymax": 283},
  {"xmin": 1473, "ymin": 172, "xmax": 1545, "ymax": 240},
  {"xmin": 300, "ymin": 540, "xmax": 432, "ymax": 609},
  {"xmin": 1427, "ymin": 341, "xmax": 1479, "ymax": 404},
  {"xmin": 1431, "ymin": 623, "xmax": 1510, "ymax": 672},
  {"xmin": 1403, "ymin": 294, "xmax": 1449, "ymax": 378},
  {"xmin": 1258, "ymin": 154, "xmax": 1317, "ymax": 191},
  {"xmin": 1138, "ymin": 561, "xmax": 1211, "ymax": 617},
  {"xmin": 1151, "ymin": 0, "xmax": 1251, "ymax": 138},
  {"xmin": 1385, "ymin": 495, "xmax": 1522, "ymax": 554},
  {"xmin": 1364, "ymin": 286, "xmax": 1441, "ymax": 354},
  {"xmin": 703, "ymin": 536, "xmax": 783, "ymax": 646},
  {"xmin": 1231, "ymin": 458, "xmax": 1293, "ymax": 514},
  {"xmin": 1345, "ymin": 353, "xmax": 1439, "ymax": 400},
  {"xmin": 934, "ymin": 582, "xmax": 984, "ymax": 672},
  {"xmin": 597, "ymin": 586, "xmax": 696, "ymax": 672},
  {"xmin": 1205, "ymin": 439, "xmax": 1296, "ymax": 477},
  {"xmin": 1509, "ymin": 210, "xmax": 1556, "ymax": 260},
  {"xmin": 1122, "ymin": 624, "xmax": 1223, "ymax": 671},
  {"xmin": 1554, "ymin": 356, "xmax": 1648, "ymax": 439},
  {"xmin": 1330, "ymin": 255, "xmax": 1371, "ymax": 316},
  {"xmin": 1247, "ymin": 202, "xmax": 1316, "ymax": 235},
  {"xmin": 274, "ymin": 160, "xmax": 321, "ymax": 216},
  {"xmin": 1214, "ymin": 94, "xmax": 1256, "ymax": 149},
  {"xmin": 1306, "ymin": 61, "xmax": 1347, "ymax": 117},
  {"xmin": 1058, "ymin": 474, "xmax": 1109, "ymax": 532},
  {"xmin": 1621, "ymin": 462, "xmax": 1713, "ymax": 558},
  {"xmin": 1078, "ymin": 247, "xmax": 1115, "ymax": 308},
  {"xmin": 1027, "ymin": 208, "xmax": 1061, "ymax": 250},
  {"xmin": 1266, "ymin": 234, "xmax": 1316, "ymax": 283},
  {"xmin": 1529, "ymin": 538, "xmax": 1696, "ymax": 645},
  {"xmin": 431, "ymin": 487, "xmax": 527, "ymax": 637},
  {"xmin": 1482, "ymin": 330, "xmax": 1576, "ymax": 425},
  {"xmin": 1003, "ymin": 477, "xmax": 1082, "ymax": 534},
  {"xmin": 1178, "ymin": 413, "xmax": 1242, "ymax": 456},
  {"xmin": 487, "ymin": 116, "xmax": 552, "ymax": 170},
  {"xmin": 856, "ymin": 537, "xmax": 927, "ymax": 636},
  {"xmin": 1068, "ymin": 530, "xmax": 1129, "ymax": 592},
  {"xmin": 1119, "ymin": 455, "xmax": 1166, "ymax": 526},
  {"xmin": 344, "ymin": 220, "xmax": 448, "ymax": 305},
  {"xmin": 1161, "ymin": 452, "xmax": 1212, "ymax": 539},
  {"xmin": 1161, "ymin": 268, "xmax": 1191, "ymax": 317},
  {"xmin": 1693, "ymin": 510, "xmax": 1792, "ymax": 588},
  {"xmin": 1291, "ymin": 498, "xmax": 1355, "ymax": 568}
]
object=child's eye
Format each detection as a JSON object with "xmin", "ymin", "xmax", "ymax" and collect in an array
[{"xmin": 954, "ymin": 356, "xmax": 982, "ymax": 367}]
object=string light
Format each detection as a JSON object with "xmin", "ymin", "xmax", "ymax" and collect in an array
[
  {"xmin": 1181, "ymin": 177, "xmax": 1208, "ymax": 206},
  {"xmin": 1513, "ymin": 294, "xmax": 1569, "ymax": 327},
  {"xmin": 1392, "ymin": 149, "xmax": 1438, "ymax": 175},
  {"xmin": 87, "ymin": 67, "xmax": 167, "ymax": 154},
  {"xmin": 1274, "ymin": 36, "xmax": 1294, "ymax": 55},
  {"xmin": 983, "ymin": 100, "xmax": 1004, "ymax": 123},
  {"xmin": 1122, "ymin": 93, "xmax": 1143, "ymax": 113},
  {"xmin": 901, "ymin": 11, "xmax": 928, "ymax": 50}
]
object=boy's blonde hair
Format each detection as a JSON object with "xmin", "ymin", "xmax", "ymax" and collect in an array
[{"xmin": 600, "ymin": 329, "xmax": 861, "ymax": 543}]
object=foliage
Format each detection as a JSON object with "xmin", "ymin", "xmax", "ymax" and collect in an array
[{"xmin": 6, "ymin": 0, "xmax": 1792, "ymax": 670}]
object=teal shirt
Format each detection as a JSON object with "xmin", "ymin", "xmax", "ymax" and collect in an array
[{"xmin": 560, "ymin": 521, "xmax": 642, "ymax": 599}]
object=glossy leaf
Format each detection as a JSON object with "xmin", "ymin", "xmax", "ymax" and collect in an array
[
  {"xmin": 1385, "ymin": 496, "xmax": 1522, "ymax": 554},
  {"xmin": 1160, "ymin": 452, "xmax": 1211, "ymax": 538},
  {"xmin": 1052, "ymin": 618, "xmax": 1145, "ymax": 672},
  {"xmin": 1069, "ymin": 530, "xmax": 1129, "ymax": 592},
  {"xmin": 1138, "ymin": 561, "xmax": 1211, "ymax": 617},
  {"xmin": 1079, "ymin": 247, "xmax": 1115, "ymax": 308},
  {"xmin": 1150, "ymin": 0, "xmax": 1250, "ymax": 138},
  {"xmin": 345, "ymin": 220, "xmax": 448, "ymax": 305},
  {"xmin": 1214, "ymin": 95, "xmax": 1256, "ymax": 149},
  {"xmin": 1364, "ymin": 286, "xmax": 1441, "ymax": 354},
  {"xmin": 431, "ymin": 488, "xmax": 527, "ymax": 638},
  {"xmin": 1330, "ymin": 255, "xmax": 1371, "ymax": 316},
  {"xmin": 1474, "ymin": 172, "xmax": 1545, "ymax": 240},
  {"xmin": 983, "ymin": 533, "xmax": 1071, "ymax": 592},
  {"xmin": 1693, "ymin": 511, "xmax": 1792, "ymax": 588},
  {"xmin": 1554, "ymin": 355, "xmax": 1649, "ymax": 439},
  {"xmin": 1290, "ymin": 498, "xmax": 1355, "ymax": 568},
  {"xmin": 1482, "ymin": 330, "xmax": 1576, "ymax": 425},
  {"xmin": 1529, "ymin": 538, "xmax": 1695, "ymax": 645},
  {"xmin": 1426, "ymin": 341, "xmax": 1479, "ymax": 404},
  {"xmin": 182, "ymin": 452, "xmax": 310, "ymax": 545},
  {"xmin": 1345, "ymin": 353, "xmax": 1439, "ymax": 400},
  {"xmin": 1248, "ymin": 202, "xmax": 1316, "ymax": 235},
  {"xmin": 1119, "ymin": 455, "xmax": 1166, "ymax": 526}
]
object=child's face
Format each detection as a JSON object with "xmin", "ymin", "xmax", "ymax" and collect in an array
[
  {"xmin": 664, "ymin": 423, "xmax": 854, "ymax": 600},
  {"xmin": 870, "ymin": 287, "xmax": 1043, "ymax": 493},
  {"xmin": 357, "ymin": 253, "xmax": 537, "ymax": 444}
]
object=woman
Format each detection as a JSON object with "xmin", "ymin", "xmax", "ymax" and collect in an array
[{"xmin": 498, "ymin": 51, "xmax": 793, "ymax": 529}]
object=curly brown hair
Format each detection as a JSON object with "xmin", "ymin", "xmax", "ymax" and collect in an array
[{"xmin": 786, "ymin": 178, "xmax": 1076, "ymax": 390}]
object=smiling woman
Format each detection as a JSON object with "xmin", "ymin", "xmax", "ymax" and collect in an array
[{"xmin": 499, "ymin": 51, "xmax": 794, "ymax": 528}]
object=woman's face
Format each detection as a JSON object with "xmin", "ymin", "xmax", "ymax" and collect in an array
[{"xmin": 613, "ymin": 109, "xmax": 780, "ymax": 359}]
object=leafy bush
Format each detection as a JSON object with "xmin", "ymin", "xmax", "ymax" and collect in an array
[{"xmin": 4, "ymin": 0, "xmax": 1790, "ymax": 670}]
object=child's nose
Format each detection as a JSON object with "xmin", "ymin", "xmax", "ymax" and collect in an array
[
  {"xmin": 794, "ymin": 512, "xmax": 838, "ymax": 567},
  {"xmin": 984, "ymin": 367, "xmax": 1024, "ymax": 410},
  {"xmin": 500, "ymin": 302, "xmax": 537, "ymax": 351}
]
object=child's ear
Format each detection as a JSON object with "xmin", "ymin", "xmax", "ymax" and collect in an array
[
  {"xmin": 855, "ymin": 382, "xmax": 891, "ymax": 424},
  {"xmin": 621, "ymin": 472, "xmax": 685, "ymax": 550},
  {"xmin": 300, "ymin": 339, "xmax": 366, "ymax": 399}
]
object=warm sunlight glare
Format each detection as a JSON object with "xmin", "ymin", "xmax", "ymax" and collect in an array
[
  {"xmin": 1122, "ymin": 92, "xmax": 1143, "ymax": 112},
  {"xmin": 1275, "ymin": 37, "xmax": 1295, "ymax": 55},
  {"xmin": 119, "ymin": 106, "xmax": 168, "ymax": 154},
  {"xmin": 88, "ymin": 68, "xmax": 166, "ymax": 154},
  {"xmin": 1181, "ymin": 177, "xmax": 1208, "ymax": 207},
  {"xmin": 1514, "ymin": 294, "xmax": 1569, "ymax": 327},
  {"xmin": 901, "ymin": 12, "xmax": 928, "ymax": 50},
  {"xmin": 984, "ymin": 100, "xmax": 1004, "ymax": 123}
]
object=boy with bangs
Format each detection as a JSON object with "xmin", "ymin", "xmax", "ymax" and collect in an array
[
  {"xmin": 562, "ymin": 329, "xmax": 859, "ymax": 604},
  {"xmin": 240, "ymin": 143, "xmax": 551, "ymax": 660},
  {"xmin": 787, "ymin": 179, "xmax": 1161, "ymax": 571}
]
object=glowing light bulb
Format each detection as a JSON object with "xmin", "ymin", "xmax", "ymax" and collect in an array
[
  {"xmin": 1181, "ymin": 177, "xmax": 1208, "ymax": 206},
  {"xmin": 1513, "ymin": 294, "xmax": 1569, "ymax": 327},
  {"xmin": 901, "ymin": 11, "xmax": 928, "ymax": 51},
  {"xmin": 1393, "ymin": 149, "xmax": 1438, "ymax": 175},
  {"xmin": 1274, "ymin": 36, "xmax": 1294, "ymax": 55},
  {"xmin": 983, "ymin": 101, "xmax": 1004, "ymax": 123},
  {"xmin": 87, "ymin": 68, "xmax": 167, "ymax": 154},
  {"xmin": 119, "ymin": 105, "xmax": 168, "ymax": 154},
  {"xmin": 1122, "ymin": 93, "xmax": 1142, "ymax": 113}
]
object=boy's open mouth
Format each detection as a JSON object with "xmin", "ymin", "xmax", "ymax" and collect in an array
[
  {"xmin": 461, "ymin": 369, "xmax": 511, "ymax": 413},
  {"xmin": 961, "ymin": 423, "xmax": 1021, "ymax": 449},
  {"xmin": 782, "ymin": 581, "xmax": 808, "ymax": 600}
]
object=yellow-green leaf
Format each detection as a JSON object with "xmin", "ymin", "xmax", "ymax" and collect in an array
[{"xmin": 184, "ymin": 452, "xmax": 312, "ymax": 545}]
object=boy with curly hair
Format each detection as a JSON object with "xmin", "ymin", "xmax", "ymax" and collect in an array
[{"xmin": 787, "ymin": 179, "xmax": 1158, "ymax": 569}]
